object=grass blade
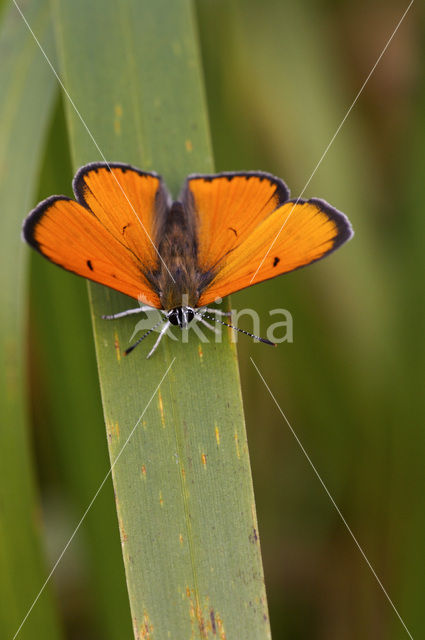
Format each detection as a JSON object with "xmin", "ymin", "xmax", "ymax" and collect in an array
[
  {"xmin": 0, "ymin": 1, "xmax": 63, "ymax": 638},
  {"xmin": 51, "ymin": 0, "xmax": 271, "ymax": 638},
  {"xmin": 30, "ymin": 97, "xmax": 132, "ymax": 639}
]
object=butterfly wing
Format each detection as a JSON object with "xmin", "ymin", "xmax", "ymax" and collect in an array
[
  {"xmin": 23, "ymin": 162, "xmax": 169, "ymax": 308},
  {"xmin": 182, "ymin": 173, "xmax": 352, "ymax": 306},
  {"xmin": 182, "ymin": 171, "xmax": 289, "ymax": 272}
]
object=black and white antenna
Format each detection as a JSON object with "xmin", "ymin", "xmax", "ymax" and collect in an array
[{"xmin": 197, "ymin": 311, "xmax": 276, "ymax": 346}]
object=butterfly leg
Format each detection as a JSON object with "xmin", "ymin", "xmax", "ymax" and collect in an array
[
  {"xmin": 102, "ymin": 306, "xmax": 153, "ymax": 320},
  {"xmin": 146, "ymin": 321, "xmax": 171, "ymax": 359}
]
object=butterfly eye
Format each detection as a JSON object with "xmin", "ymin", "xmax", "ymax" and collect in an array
[
  {"xmin": 167, "ymin": 307, "xmax": 195, "ymax": 327},
  {"xmin": 168, "ymin": 309, "xmax": 180, "ymax": 326}
]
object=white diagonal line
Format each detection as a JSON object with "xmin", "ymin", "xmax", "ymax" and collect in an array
[
  {"xmin": 250, "ymin": 0, "xmax": 414, "ymax": 285},
  {"xmin": 12, "ymin": 358, "xmax": 176, "ymax": 640},
  {"xmin": 250, "ymin": 357, "xmax": 414, "ymax": 640},
  {"xmin": 13, "ymin": 0, "xmax": 175, "ymax": 283}
]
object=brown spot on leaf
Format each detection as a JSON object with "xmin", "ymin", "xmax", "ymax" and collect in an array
[
  {"xmin": 249, "ymin": 527, "xmax": 259, "ymax": 544},
  {"xmin": 158, "ymin": 391, "xmax": 165, "ymax": 427},
  {"xmin": 196, "ymin": 604, "xmax": 206, "ymax": 638},
  {"xmin": 210, "ymin": 609, "xmax": 217, "ymax": 634},
  {"xmin": 114, "ymin": 104, "xmax": 123, "ymax": 135},
  {"xmin": 139, "ymin": 610, "xmax": 153, "ymax": 639},
  {"xmin": 234, "ymin": 431, "xmax": 240, "ymax": 458},
  {"xmin": 118, "ymin": 517, "xmax": 128, "ymax": 543},
  {"xmin": 114, "ymin": 332, "xmax": 121, "ymax": 362}
]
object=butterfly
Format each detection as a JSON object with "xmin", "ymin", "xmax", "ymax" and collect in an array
[{"xmin": 23, "ymin": 162, "xmax": 353, "ymax": 357}]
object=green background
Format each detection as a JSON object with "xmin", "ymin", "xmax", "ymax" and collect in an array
[{"xmin": 1, "ymin": 0, "xmax": 424, "ymax": 638}]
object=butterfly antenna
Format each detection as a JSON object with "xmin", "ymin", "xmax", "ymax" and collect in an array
[
  {"xmin": 199, "ymin": 312, "xmax": 276, "ymax": 346},
  {"xmin": 124, "ymin": 317, "xmax": 166, "ymax": 356}
]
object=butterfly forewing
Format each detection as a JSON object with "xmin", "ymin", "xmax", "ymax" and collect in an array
[
  {"xmin": 23, "ymin": 163, "xmax": 166, "ymax": 308},
  {"xmin": 74, "ymin": 163, "xmax": 168, "ymax": 273},
  {"xmin": 183, "ymin": 172, "xmax": 289, "ymax": 273}
]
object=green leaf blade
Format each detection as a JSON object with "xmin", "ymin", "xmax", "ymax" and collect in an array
[
  {"xmin": 52, "ymin": 0, "xmax": 271, "ymax": 637},
  {"xmin": 0, "ymin": 1, "xmax": 63, "ymax": 638}
]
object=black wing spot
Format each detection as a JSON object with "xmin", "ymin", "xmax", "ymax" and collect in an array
[
  {"xmin": 273, "ymin": 256, "xmax": 280, "ymax": 267},
  {"xmin": 228, "ymin": 227, "xmax": 238, "ymax": 237},
  {"xmin": 87, "ymin": 259, "xmax": 94, "ymax": 271},
  {"xmin": 122, "ymin": 223, "xmax": 130, "ymax": 234}
]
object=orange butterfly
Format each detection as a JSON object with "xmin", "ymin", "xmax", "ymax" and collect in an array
[{"xmin": 23, "ymin": 162, "xmax": 353, "ymax": 357}]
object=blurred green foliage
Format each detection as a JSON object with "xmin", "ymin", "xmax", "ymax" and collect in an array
[
  {"xmin": 197, "ymin": 1, "xmax": 424, "ymax": 638},
  {"xmin": 1, "ymin": 0, "xmax": 423, "ymax": 638}
]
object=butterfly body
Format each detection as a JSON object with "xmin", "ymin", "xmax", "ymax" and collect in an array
[
  {"xmin": 147, "ymin": 200, "xmax": 214, "ymax": 310},
  {"xmin": 23, "ymin": 162, "xmax": 353, "ymax": 356}
]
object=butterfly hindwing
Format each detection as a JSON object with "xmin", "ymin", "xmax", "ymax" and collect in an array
[{"xmin": 23, "ymin": 163, "xmax": 168, "ymax": 308}]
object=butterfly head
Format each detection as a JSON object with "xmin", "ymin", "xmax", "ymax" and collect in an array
[{"xmin": 167, "ymin": 306, "xmax": 195, "ymax": 329}]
